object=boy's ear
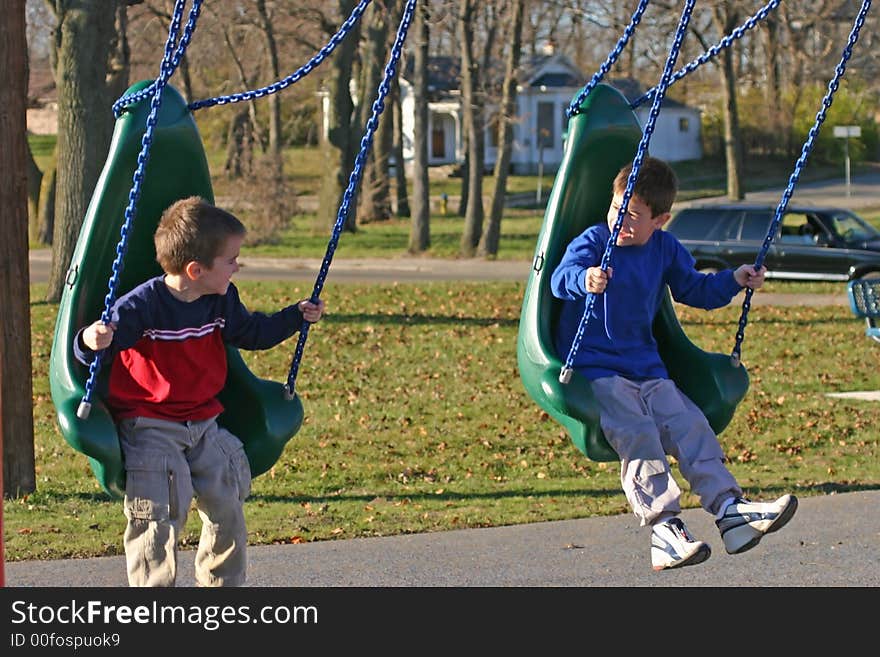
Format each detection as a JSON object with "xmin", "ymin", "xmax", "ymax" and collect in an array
[
  {"xmin": 184, "ymin": 260, "xmax": 203, "ymax": 280},
  {"xmin": 653, "ymin": 211, "xmax": 672, "ymax": 228}
]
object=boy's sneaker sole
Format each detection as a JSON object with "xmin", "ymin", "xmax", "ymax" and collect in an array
[
  {"xmin": 651, "ymin": 542, "xmax": 711, "ymax": 571},
  {"xmin": 719, "ymin": 494, "xmax": 798, "ymax": 555}
]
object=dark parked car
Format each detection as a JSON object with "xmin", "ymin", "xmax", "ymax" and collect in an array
[{"xmin": 665, "ymin": 203, "xmax": 880, "ymax": 282}]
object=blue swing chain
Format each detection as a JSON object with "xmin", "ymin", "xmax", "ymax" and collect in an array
[
  {"xmin": 284, "ymin": 0, "xmax": 419, "ymax": 399},
  {"xmin": 186, "ymin": 0, "xmax": 374, "ymax": 112},
  {"xmin": 78, "ymin": 0, "xmax": 202, "ymax": 420},
  {"xmin": 80, "ymin": 0, "xmax": 375, "ymax": 418},
  {"xmin": 729, "ymin": 0, "xmax": 872, "ymax": 367},
  {"xmin": 560, "ymin": 0, "xmax": 696, "ymax": 384},
  {"xmin": 566, "ymin": 0, "xmax": 651, "ymax": 120},
  {"xmin": 113, "ymin": 0, "xmax": 374, "ymax": 116},
  {"xmin": 631, "ymin": 0, "xmax": 781, "ymax": 110},
  {"xmin": 111, "ymin": 0, "xmax": 204, "ymax": 117}
]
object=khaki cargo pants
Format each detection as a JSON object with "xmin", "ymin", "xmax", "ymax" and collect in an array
[
  {"xmin": 118, "ymin": 416, "xmax": 252, "ymax": 587},
  {"xmin": 590, "ymin": 376, "xmax": 742, "ymax": 526}
]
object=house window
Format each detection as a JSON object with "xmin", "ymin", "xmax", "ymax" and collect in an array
[
  {"xmin": 432, "ymin": 127, "xmax": 445, "ymax": 159},
  {"xmin": 679, "ymin": 117, "xmax": 689, "ymax": 132},
  {"xmin": 537, "ymin": 101, "xmax": 554, "ymax": 148}
]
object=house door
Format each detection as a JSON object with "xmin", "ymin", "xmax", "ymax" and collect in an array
[{"xmin": 432, "ymin": 127, "xmax": 446, "ymax": 159}]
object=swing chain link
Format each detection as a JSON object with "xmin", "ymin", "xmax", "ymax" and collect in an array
[
  {"xmin": 566, "ymin": 0, "xmax": 650, "ymax": 119},
  {"xmin": 560, "ymin": 0, "xmax": 696, "ymax": 383},
  {"xmin": 632, "ymin": 0, "xmax": 781, "ymax": 110},
  {"xmin": 79, "ymin": 0, "xmax": 202, "ymax": 420},
  {"xmin": 730, "ymin": 0, "xmax": 872, "ymax": 364},
  {"xmin": 187, "ymin": 0, "xmax": 373, "ymax": 113},
  {"xmin": 112, "ymin": 0, "xmax": 204, "ymax": 117},
  {"xmin": 285, "ymin": 0, "xmax": 419, "ymax": 397}
]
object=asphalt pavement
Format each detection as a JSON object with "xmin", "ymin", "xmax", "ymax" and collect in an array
[
  {"xmin": 10, "ymin": 171, "xmax": 879, "ymax": 588},
  {"xmin": 6, "ymin": 489, "xmax": 879, "ymax": 587}
]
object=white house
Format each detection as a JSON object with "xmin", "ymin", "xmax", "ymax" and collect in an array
[{"xmin": 397, "ymin": 50, "xmax": 703, "ymax": 173}]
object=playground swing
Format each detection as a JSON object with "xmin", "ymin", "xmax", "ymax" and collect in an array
[
  {"xmin": 517, "ymin": 0, "xmax": 872, "ymax": 462},
  {"xmin": 48, "ymin": 0, "xmax": 413, "ymax": 497}
]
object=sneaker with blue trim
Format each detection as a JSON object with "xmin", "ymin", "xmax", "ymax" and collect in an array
[
  {"xmin": 716, "ymin": 494, "xmax": 798, "ymax": 554},
  {"xmin": 651, "ymin": 517, "xmax": 711, "ymax": 571}
]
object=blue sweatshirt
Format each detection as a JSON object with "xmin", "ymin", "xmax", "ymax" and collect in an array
[
  {"xmin": 550, "ymin": 224, "xmax": 743, "ymax": 381},
  {"xmin": 74, "ymin": 276, "xmax": 305, "ymax": 422}
]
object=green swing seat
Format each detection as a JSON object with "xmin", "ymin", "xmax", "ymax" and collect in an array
[
  {"xmin": 49, "ymin": 81, "xmax": 303, "ymax": 498},
  {"xmin": 516, "ymin": 83, "xmax": 749, "ymax": 461}
]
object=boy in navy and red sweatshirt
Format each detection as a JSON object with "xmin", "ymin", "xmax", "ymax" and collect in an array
[
  {"xmin": 75, "ymin": 196, "xmax": 324, "ymax": 587},
  {"xmin": 551, "ymin": 157, "xmax": 797, "ymax": 572}
]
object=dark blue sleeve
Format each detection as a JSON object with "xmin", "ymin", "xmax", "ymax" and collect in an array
[
  {"xmin": 72, "ymin": 287, "xmax": 151, "ymax": 366},
  {"xmin": 550, "ymin": 227, "xmax": 606, "ymax": 300},
  {"xmin": 664, "ymin": 237, "xmax": 742, "ymax": 309},
  {"xmin": 221, "ymin": 283, "xmax": 305, "ymax": 350}
]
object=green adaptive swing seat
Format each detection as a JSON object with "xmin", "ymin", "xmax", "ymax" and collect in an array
[
  {"xmin": 516, "ymin": 83, "xmax": 749, "ymax": 461},
  {"xmin": 49, "ymin": 81, "xmax": 303, "ymax": 498}
]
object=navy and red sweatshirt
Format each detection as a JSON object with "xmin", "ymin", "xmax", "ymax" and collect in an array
[{"xmin": 74, "ymin": 276, "xmax": 305, "ymax": 422}]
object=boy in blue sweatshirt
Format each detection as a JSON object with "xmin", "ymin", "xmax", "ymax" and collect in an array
[
  {"xmin": 551, "ymin": 157, "xmax": 797, "ymax": 571},
  {"xmin": 75, "ymin": 196, "xmax": 324, "ymax": 586}
]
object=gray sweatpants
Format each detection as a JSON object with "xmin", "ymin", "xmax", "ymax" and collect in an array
[
  {"xmin": 118, "ymin": 416, "xmax": 252, "ymax": 587},
  {"xmin": 590, "ymin": 376, "xmax": 742, "ymax": 526}
]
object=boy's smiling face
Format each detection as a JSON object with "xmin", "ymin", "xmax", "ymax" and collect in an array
[
  {"xmin": 606, "ymin": 192, "xmax": 670, "ymax": 246},
  {"xmin": 192, "ymin": 234, "xmax": 244, "ymax": 296}
]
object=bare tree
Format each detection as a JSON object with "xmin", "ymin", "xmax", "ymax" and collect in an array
[
  {"xmin": 45, "ymin": 0, "xmax": 133, "ymax": 303},
  {"xmin": 391, "ymin": 75, "xmax": 410, "ymax": 217},
  {"xmin": 457, "ymin": 0, "xmax": 484, "ymax": 256},
  {"xmin": 1, "ymin": 0, "xmax": 36, "ymax": 498},
  {"xmin": 711, "ymin": 2, "xmax": 745, "ymax": 200},
  {"xmin": 478, "ymin": 0, "xmax": 524, "ymax": 258},
  {"xmin": 357, "ymin": 0, "xmax": 395, "ymax": 223},
  {"xmin": 408, "ymin": 0, "xmax": 430, "ymax": 253},
  {"xmin": 140, "ymin": 0, "xmax": 194, "ymax": 100},
  {"xmin": 317, "ymin": 1, "xmax": 361, "ymax": 233},
  {"xmin": 254, "ymin": 0, "xmax": 283, "ymax": 156}
]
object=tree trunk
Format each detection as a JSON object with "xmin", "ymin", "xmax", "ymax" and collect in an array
[
  {"xmin": 1, "ymin": 0, "xmax": 36, "ymax": 498},
  {"xmin": 761, "ymin": 15, "xmax": 785, "ymax": 156},
  {"xmin": 408, "ymin": 0, "xmax": 430, "ymax": 252},
  {"xmin": 37, "ymin": 155, "xmax": 57, "ymax": 246},
  {"xmin": 317, "ymin": 0, "xmax": 360, "ymax": 233},
  {"xmin": 357, "ymin": 0, "xmax": 393, "ymax": 224},
  {"xmin": 713, "ymin": 4, "xmax": 744, "ymax": 200},
  {"xmin": 106, "ymin": 2, "xmax": 132, "ymax": 104},
  {"xmin": 26, "ymin": 143, "xmax": 44, "ymax": 244},
  {"xmin": 479, "ymin": 0, "xmax": 524, "ymax": 258},
  {"xmin": 221, "ymin": 25, "xmax": 266, "ymax": 153},
  {"xmin": 391, "ymin": 76, "xmax": 410, "ymax": 218},
  {"xmin": 224, "ymin": 107, "xmax": 255, "ymax": 178},
  {"xmin": 255, "ymin": 0, "xmax": 282, "ymax": 156},
  {"xmin": 458, "ymin": 0, "xmax": 484, "ymax": 257},
  {"xmin": 46, "ymin": 0, "xmax": 124, "ymax": 303}
]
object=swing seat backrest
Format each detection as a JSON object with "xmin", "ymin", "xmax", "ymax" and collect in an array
[
  {"xmin": 516, "ymin": 83, "xmax": 749, "ymax": 461},
  {"xmin": 847, "ymin": 278, "xmax": 880, "ymax": 342},
  {"xmin": 48, "ymin": 81, "xmax": 303, "ymax": 498}
]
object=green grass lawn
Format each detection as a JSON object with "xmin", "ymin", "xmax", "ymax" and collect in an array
[{"xmin": 5, "ymin": 281, "xmax": 879, "ymax": 562}]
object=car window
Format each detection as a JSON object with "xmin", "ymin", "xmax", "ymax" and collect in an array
[
  {"xmin": 826, "ymin": 211, "xmax": 880, "ymax": 243},
  {"xmin": 667, "ymin": 208, "xmax": 741, "ymax": 240},
  {"xmin": 666, "ymin": 209, "xmax": 715, "ymax": 239},
  {"xmin": 779, "ymin": 212, "xmax": 814, "ymax": 244},
  {"xmin": 741, "ymin": 211, "xmax": 774, "ymax": 241}
]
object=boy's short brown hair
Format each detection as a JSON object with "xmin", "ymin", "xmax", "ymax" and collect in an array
[
  {"xmin": 613, "ymin": 156, "xmax": 678, "ymax": 217},
  {"xmin": 154, "ymin": 196, "xmax": 246, "ymax": 274}
]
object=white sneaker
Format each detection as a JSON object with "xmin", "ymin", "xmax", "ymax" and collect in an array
[
  {"xmin": 651, "ymin": 517, "xmax": 711, "ymax": 571},
  {"xmin": 716, "ymin": 494, "xmax": 798, "ymax": 554}
]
